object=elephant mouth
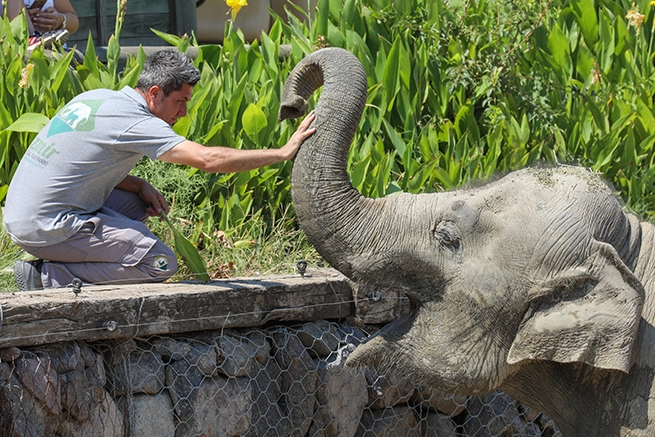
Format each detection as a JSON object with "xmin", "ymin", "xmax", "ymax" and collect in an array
[
  {"xmin": 346, "ymin": 290, "xmax": 420, "ymax": 370},
  {"xmin": 405, "ymin": 292, "xmax": 419, "ymax": 319},
  {"xmin": 358, "ymin": 291, "xmax": 419, "ymax": 347},
  {"xmin": 393, "ymin": 291, "xmax": 419, "ymax": 330}
]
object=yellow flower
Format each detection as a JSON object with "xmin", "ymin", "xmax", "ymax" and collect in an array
[
  {"xmin": 18, "ymin": 63, "xmax": 34, "ymax": 89},
  {"xmin": 226, "ymin": 0, "xmax": 247, "ymax": 21},
  {"xmin": 627, "ymin": 3, "xmax": 645, "ymax": 30}
]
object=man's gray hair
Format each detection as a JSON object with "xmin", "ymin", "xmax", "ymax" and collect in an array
[{"xmin": 136, "ymin": 50, "xmax": 201, "ymax": 96}]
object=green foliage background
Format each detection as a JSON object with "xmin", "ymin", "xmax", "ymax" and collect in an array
[{"xmin": 2, "ymin": 0, "xmax": 655, "ymax": 284}]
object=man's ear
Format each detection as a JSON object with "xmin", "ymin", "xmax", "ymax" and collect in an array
[
  {"xmin": 147, "ymin": 85, "xmax": 162, "ymax": 101},
  {"xmin": 507, "ymin": 241, "xmax": 644, "ymax": 373}
]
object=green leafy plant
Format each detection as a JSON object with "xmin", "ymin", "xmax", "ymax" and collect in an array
[{"xmin": 161, "ymin": 211, "xmax": 210, "ymax": 282}]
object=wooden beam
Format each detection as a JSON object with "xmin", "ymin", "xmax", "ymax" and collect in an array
[
  {"xmin": 96, "ymin": 0, "xmax": 108, "ymax": 46},
  {"xmin": 0, "ymin": 269, "xmax": 356, "ymax": 349}
]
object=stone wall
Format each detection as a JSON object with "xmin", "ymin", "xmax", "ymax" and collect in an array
[{"xmin": 0, "ymin": 320, "xmax": 562, "ymax": 437}]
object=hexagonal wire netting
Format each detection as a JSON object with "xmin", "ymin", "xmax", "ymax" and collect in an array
[{"xmin": 0, "ymin": 321, "xmax": 562, "ymax": 436}]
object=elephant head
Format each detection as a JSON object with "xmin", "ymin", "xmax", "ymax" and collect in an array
[{"xmin": 279, "ymin": 48, "xmax": 645, "ymax": 397}]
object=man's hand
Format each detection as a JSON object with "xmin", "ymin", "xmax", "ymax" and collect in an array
[
  {"xmin": 279, "ymin": 110, "xmax": 317, "ymax": 160},
  {"xmin": 116, "ymin": 175, "xmax": 169, "ymax": 217},
  {"xmin": 138, "ymin": 181, "xmax": 169, "ymax": 217}
]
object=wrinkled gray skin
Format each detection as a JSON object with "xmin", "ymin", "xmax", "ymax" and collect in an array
[{"xmin": 279, "ymin": 48, "xmax": 655, "ymax": 437}]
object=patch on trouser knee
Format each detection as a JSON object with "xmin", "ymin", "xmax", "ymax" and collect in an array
[{"xmin": 152, "ymin": 256, "xmax": 169, "ymax": 271}]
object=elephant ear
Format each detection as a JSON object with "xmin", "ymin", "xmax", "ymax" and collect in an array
[{"xmin": 507, "ymin": 240, "xmax": 644, "ymax": 373}]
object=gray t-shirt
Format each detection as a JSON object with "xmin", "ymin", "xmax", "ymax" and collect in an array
[{"xmin": 4, "ymin": 86, "xmax": 185, "ymax": 247}]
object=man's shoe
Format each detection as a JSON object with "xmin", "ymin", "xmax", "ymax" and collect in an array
[{"xmin": 14, "ymin": 260, "xmax": 44, "ymax": 291}]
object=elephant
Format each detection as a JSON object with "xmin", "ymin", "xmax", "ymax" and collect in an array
[{"xmin": 278, "ymin": 47, "xmax": 655, "ymax": 437}]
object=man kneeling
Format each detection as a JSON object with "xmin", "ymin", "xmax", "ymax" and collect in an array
[{"xmin": 4, "ymin": 49, "xmax": 316, "ymax": 290}]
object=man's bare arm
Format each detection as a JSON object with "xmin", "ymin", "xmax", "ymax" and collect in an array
[{"xmin": 159, "ymin": 111, "xmax": 316, "ymax": 173}]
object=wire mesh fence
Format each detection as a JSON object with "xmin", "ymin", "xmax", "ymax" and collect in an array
[{"xmin": 0, "ymin": 320, "xmax": 562, "ymax": 437}]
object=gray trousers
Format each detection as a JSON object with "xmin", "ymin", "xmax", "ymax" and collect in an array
[{"xmin": 22, "ymin": 189, "xmax": 178, "ymax": 288}]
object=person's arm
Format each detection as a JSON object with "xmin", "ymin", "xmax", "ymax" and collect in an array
[
  {"xmin": 29, "ymin": 0, "xmax": 78, "ymax": 34},
  {"xmin": 115, "ymin": 175, "xmax": 169, "ymax": 217},
  {"xmin": 159, "ymin": 111, "xmax": 316, "ymax": 173},
  {"xmin": 6, "ymin": 0, "xmax": 26, "ymax": 20},
  {"xmin": 6, "ymin": 0, "xmax": 36, "ymax": 34}
]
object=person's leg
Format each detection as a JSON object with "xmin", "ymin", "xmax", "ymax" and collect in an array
[{"xmin": 22, "ymin": 208, "xmax": 177, "ymax": 288}]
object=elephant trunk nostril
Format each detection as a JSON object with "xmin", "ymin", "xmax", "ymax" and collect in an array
[{"xmin": 278, "ymin": 96, "xmax": 309, "ymax": 121}]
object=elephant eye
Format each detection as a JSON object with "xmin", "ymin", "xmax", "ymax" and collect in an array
[{"xmin": 431, "ymin": 220, "xmax": 462, "ymax": 252}]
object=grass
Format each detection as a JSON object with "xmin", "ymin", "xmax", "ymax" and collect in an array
[{"xmin": 0, "ymin": 232, "xmax": 25, "ymax": 292}]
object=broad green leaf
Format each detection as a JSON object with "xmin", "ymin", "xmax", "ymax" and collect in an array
[
  {"xmin": 116, "ymin": 63, "xmax": 143, "ymax": 89},
  {"xmin": 287, "ymin": 13, "xmax": 312, "ymax": 54},
  {"xmin": 613, "ymin": 12, "xmax": 629, "ymax": 56},
  {"xmin": 454, "ymin": 102, "xmax": 479, "ymax": 142},
  {"xmin": 173, "ymin": 113, "xmax": 192, "ymax": 137},
  {"xmin": 598, "ymin": 8, "xmax": 615, "ymax": 73},
  {"xmin": 342, "ymin": 0, "xmax": 357, "ymax": 33},
  {"xmin": 261, "ymin": 32, "xmax": 278, "ymax": 72},
  {"xmin": 0, "ymin": 184, "xmax": 8, "ymax": 203},
  {"xmin": 150, "ymin": 28, "xmax": 181, "ymax": 46},
  {"xmin": 0, "ymin": 99, "xmax": 13, "ymax": 128},
  {"xmin": 408, "ymin": 160, "xmax": 437, "ymax": 193},
  {"xmin": 77, "ymin": 65, "xmax": 106, "ymax": 90},
  {"xmin": 387, "ymin": 181, "xmax": 402, "ymax": 195},
  {"xmin": 177, "ymin": 34, "xmax": 191, "ymax": 54},
  {"xmin": 106, "ymin": 35, "xmax": 121, "ymax": 81},
  {"xmin": 427, "ymin": 0, "xmax": 442, "ymax": 30},
  {"xmin": 4, "ymin": 113, "xmax": 50, "ymax": 133},
  {"xmin": 547, "ymin": 23, "xmax": 572, "ymax": 83},
  {"xmin": 51, "ymin": 50, "xmax": 76, "ymax": 94},
  {"xmin": 227, "ymin": 75, "xmax": 249, "ymax": 131},
  {"xmin": 621, "ymin": 127, "xmax": 636, "ymax": 167},
  {"xmin": 383, "ymin": 118, "xmax": 406, "ymax": 156},
  {"xmin": 519, "ymin": 113, "xmax": 530, "ymax": 145},
  {"xmin": 398, "ymin": 41, "xmax": 411, "ymax": 91},
  {"xmin": 83, "ymin": 32, "xmax": 99, "ymax": 76},
  {"xmin": 350, "ymin": 158, "xmax": 370, "ymax": 190},
  {"xmin": 575, "ymin": 43, "xmax": 596, "ymax": 83},
  {"xmin": 202, "ymin": 120, "xmax": 229, "ymax": 145},
  {"xmin": 242, "ymin": 103, "xmax": 268, "ymax": 144},
  {"xmin": 9, "ymin": 9, "xmax": 28, "ymax": 45},
  {"xmin": 314, "ymin": 0, "xmax": 329, "ymax": 37},
  {"xmin": 5, "ymin": 56, "xmax": 23, "ymax": 98},
  {"xmin": 570, "ymin": 0, "xmax": 598, "ymax": 47},
  {"xmin": 434, "ymin": 166, "xmax": 455, "ymax": 189},
  {"xmin": 234, "ymin": 169, "xmax": 257, "ymax": 187},
  {"xmin": 161, "ymin": 211, "xmax": 210, "ymax": 283},
  {"xmin": 326, "ymin": 21, "xmax": 346, "ymax": 47},
  {"xmin": 580, "ymin": 93, "xmax": 609, "ymax": 135},
  {"xmin": 382, "ymin": 37, "xmax": 401, "ymax": 110}
]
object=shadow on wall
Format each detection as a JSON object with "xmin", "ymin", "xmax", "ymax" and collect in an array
[{"xmin": 196, "ymin": 0, "xmax": 317, "ymax": 43}]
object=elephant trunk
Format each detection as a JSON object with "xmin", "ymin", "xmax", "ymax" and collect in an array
[{"xmin": 279, "ymin": 48, "xmax": 394, "ymax": 280}]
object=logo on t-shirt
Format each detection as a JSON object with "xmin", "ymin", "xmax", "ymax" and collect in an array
[{"xmin": 46, "ymin": 100, "xmax": 105, "ymax": 137}]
